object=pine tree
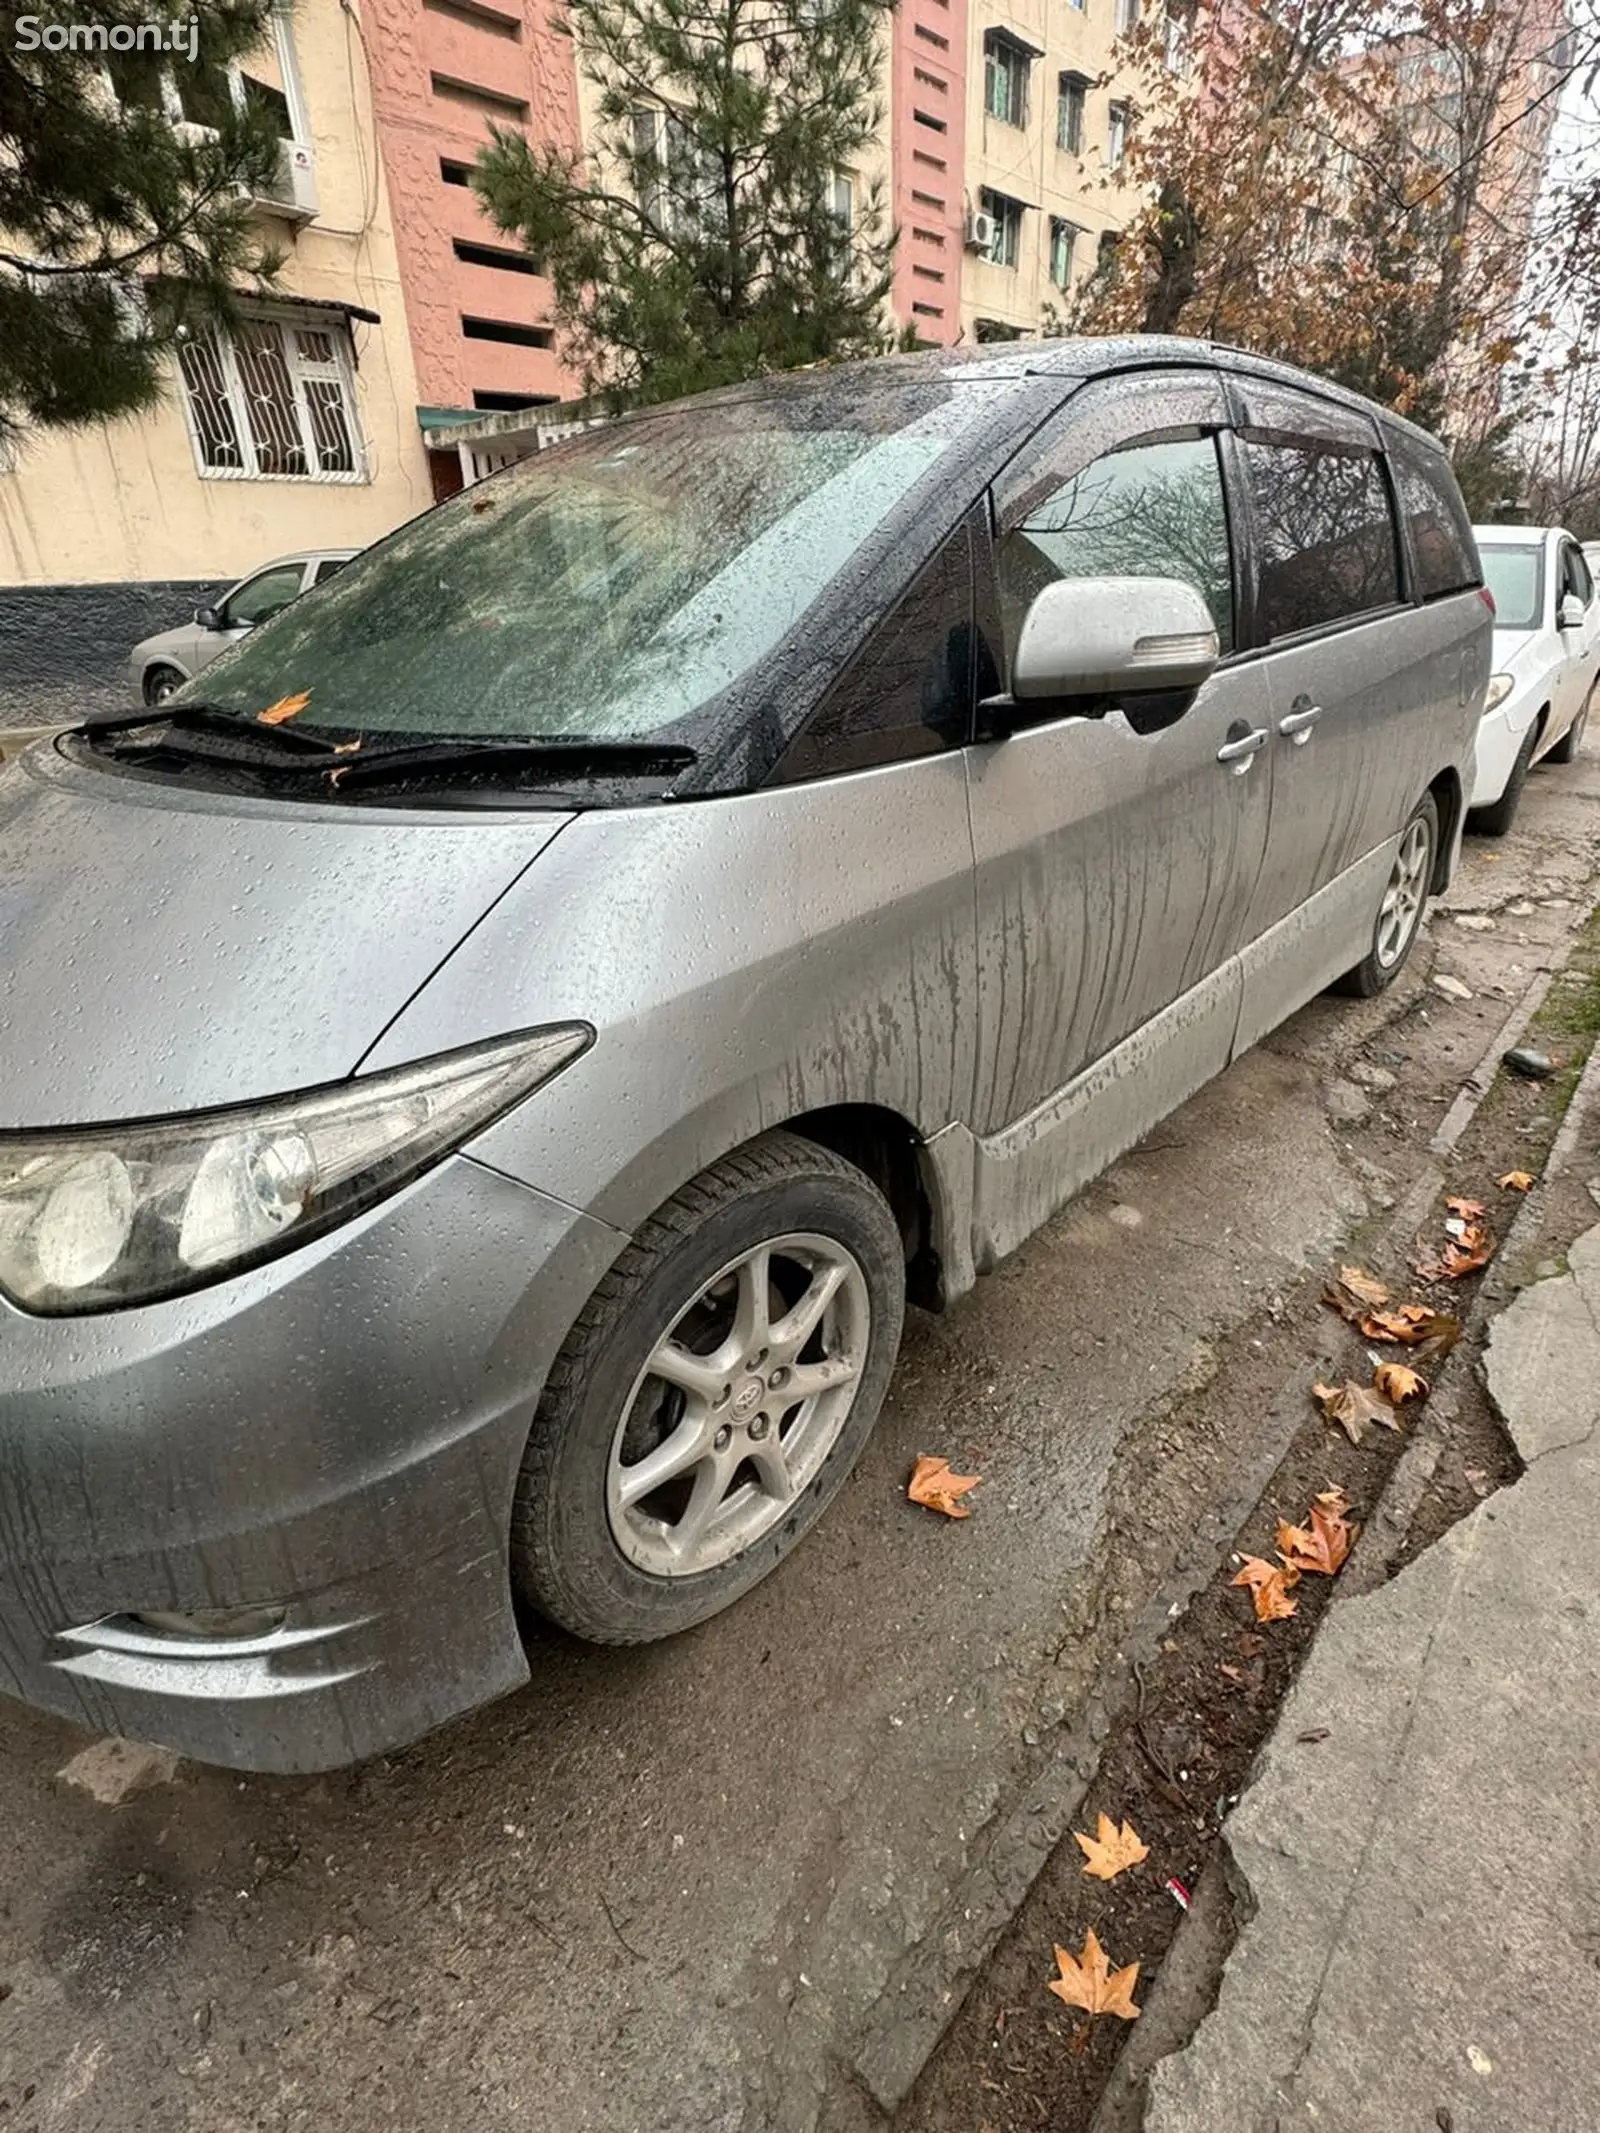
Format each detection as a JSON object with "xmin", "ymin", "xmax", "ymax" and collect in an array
[
  {"xmin": 0, "ymin": 0, "xmax": 284, "ymax": 448},
  {"xmin": 472, "ymin": 0, "xmax": 899, "ymax": 409}
]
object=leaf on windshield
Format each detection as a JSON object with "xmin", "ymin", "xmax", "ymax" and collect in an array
[
  {"xmin": 258, "ymin": 691, "xmax": 311, "ymax": 726},
  {"xmin": 333, "ymin": 737, "xmax": 363, "ymax": 755}
]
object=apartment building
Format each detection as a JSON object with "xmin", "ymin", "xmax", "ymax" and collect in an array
[
  {"xmin": 961, "ymin": 0, "xmax": 1160, "ymax": 340},
  {"xmin": 0, "ymin": 0, "xmax": 428, "ymax": 720},
  {"xmin": 358, "ymin": 0, "xmax": 582, "ymax": 496}
]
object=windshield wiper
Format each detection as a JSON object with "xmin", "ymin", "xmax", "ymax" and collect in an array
[
  {"xmin": 82, "ymin": 702, "xmax": 352, "ymax": 757},
  {"xmin": 331, "ymin": 737, "xmax": 698, "ymax": 791}
]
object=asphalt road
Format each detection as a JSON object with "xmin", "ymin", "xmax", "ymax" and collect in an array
[{"xmin": 4, "ymin": 749, "xmax": 1599, "ymax": 2133}]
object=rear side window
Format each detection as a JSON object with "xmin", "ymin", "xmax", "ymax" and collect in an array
[
  {"xmin": 1388, "ymin": 435, "xmax": 1480, "ymax": 600},
  {"xmin": 1243, "ymin": 440, "xmax": 1400, "ymax": 639},
  {"xmin": 996, "ymin": 434, "xmax": 1235, "ymax": 657}
]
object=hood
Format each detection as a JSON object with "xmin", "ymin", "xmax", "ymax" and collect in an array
[
  {"xmin": 0, "ymin": 745, "xmax": 571, "ymax": 1127},
  {"xmin": 1490, "ymin": 625, "xmax": 1538, "ymax": 673}
]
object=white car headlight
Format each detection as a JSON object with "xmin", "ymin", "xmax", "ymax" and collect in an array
[
  {"xmin": 0, "ymin": 1027, "xmax": 590, "ymax": 1315},
  {"xmin": 1484, "ymin": 672, "xmax": 1514, "ymax": 712}
]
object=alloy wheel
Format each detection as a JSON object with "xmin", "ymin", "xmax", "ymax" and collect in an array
[
  {"xmin": 606, "ymin": 1233, "xmax": 870, "ymax": 1577},
  {"xmin": 1375, "ymin": 814, "xmax": 1431, "ymax": 968}
]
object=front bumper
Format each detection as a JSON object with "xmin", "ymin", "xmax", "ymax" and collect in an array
[{"xmin": 0, "ymin": 1153, "xmax": 626, "ymax": 1772}]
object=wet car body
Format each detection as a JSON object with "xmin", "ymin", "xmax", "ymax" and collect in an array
[{"xmin": 0, "ymin": 339, "xmax": 1489, "ymax": 1769}]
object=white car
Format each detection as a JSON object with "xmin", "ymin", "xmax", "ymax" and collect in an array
[
  {"xmin": 1471, "ymin": 524, "xmax": 1600, "ymax": 833},
  {"xmin": 128, "ymin": 549, "xmax": 358, "ymax": 707}
]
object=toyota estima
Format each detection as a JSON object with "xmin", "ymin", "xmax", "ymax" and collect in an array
[{"xmin": 0, "ymin": 340, "xmax": 1488, "ymax": 1771}]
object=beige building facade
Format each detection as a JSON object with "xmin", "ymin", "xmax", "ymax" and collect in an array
[
  {"xmin": 0, "ymin": 0, "xmax": 429, "ymax": 719},
  {"xmin": 961, "ymin": 0, "xmax": 1163, "ymax": 339}
]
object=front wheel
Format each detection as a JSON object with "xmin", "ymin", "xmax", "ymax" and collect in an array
[
  {"xmin": 142, "ymin": 664, "xmax": 184, "ymax": 706},
  {"xmin": 1334, "ymin": 793, "xmax": 1438, "ymax": 999},
  {"xmin": 510, "ymin": 1131, "xmax": 906, "ymax": 1643},
  {"xmin": 1548, "ymin": 686, "xmax": 1592, "ymax": 766},
  {"xmin": 1470, "ymin": 715, "xmax": 1540, "ymax": 837}
]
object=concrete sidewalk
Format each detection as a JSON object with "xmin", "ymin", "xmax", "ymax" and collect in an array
[{"xmin": 1145, "ymin": 1229, "xmax": 1600, "ymax": 2133}]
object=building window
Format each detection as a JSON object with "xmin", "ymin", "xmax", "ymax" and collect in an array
[
  {"xmin": 979, "ymin": 188, "xmax": 1024, "ymax": 268},
  {"xmin": 1056, "ymin": 71, "xmax": 1087, "ymax": 153},
  {"xmin": 177, "ymin": 314, "xmax": 364, "ymax": 482},
  {"xmin": 1107, "ymin": 101, "xmax": 1130, "ymax": 168},
  {"xmin": 631, "ymin": 103, "xmax": 720, "ymax": 233},
  {"xmin": 974, "ymin": 317, "xmax": 1026, "ymax": 342},
  {"xmin": 984, "ymin": 32, "xmax": 1031, "ymax": 128},
  {"xmin": 1163, "ymin": 5, "xmax": 1192, "ymax": 75},
  {"xmin": 831, "ymin": 173, "xmax": 854, "ymax": 229},
  {"xmin": 1114, "ymin": 0, "xmax": 1140, "ymax": 33},
  {"xmin": 1048, "ymin": 216, "xmax": 1081, "ymax": 287}
]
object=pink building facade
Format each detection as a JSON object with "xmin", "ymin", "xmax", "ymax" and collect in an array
[
  {"xmin": 889, "ymin": 0, "xmax": 972, "ymax": 345},
  {"xmin": 360, "ymin": 0, "xmax": 582, "ymax": 493}
]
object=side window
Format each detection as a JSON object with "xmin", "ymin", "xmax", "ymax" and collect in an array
[
  {"xmin": 1388, "ymin": 435, "xmax": 1480, "ymax": 601},
  {"xmin": 313, "ymin": 555, "xmax": 350, "ymax": 586},
  {"xmin": 995, "ymin": 435, "xmax": 1235, "ymax": 665},
  {"xmin": 771, "ymin": 518, "xmax": 976, "ymax": 783},
  {"xmin": 1242, "ymin": 439, "xmax": 1401, "ymax": 639},
  {"xmin": 224, "ymin": 563, "xmax": 307, "ymax": 628},
  {"xmin": 1563, "ymin": 543, "xmax": 1593, "ymax": 606}
]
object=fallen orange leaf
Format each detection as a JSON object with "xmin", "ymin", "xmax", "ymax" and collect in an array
[
  {"xmin": 1498, "ymin": 1170, "xmax": 1533, "ymax": 1192},
  {"xmin": 1232, "ymin": 1554, "xmax": 1299, "ymax": 1620},
  {"xmin": 1374, "ymin": 1359, "xmax": 1428, "ymax": 1405},
  {"xmin": 1276, "ymin": 1490, "xmax": 1356, "ymax": 1577},
  {"xmin": 1047, "ymin": 1928, "xmax": 1141, "ymax": 2021},
  {"xmin": 1322, "ymin": 1266, "xmax": 1389, "ymax": 1322},
  {"xmin": 257, "ymin": 690, "xmax": 310, "ymax": 725},
  {"xmin": 907, "ymin": 1455, "xmax": 980, "ymax": 1519},
  {"xmin": 1445, "ymin": 1195, "xmax": 1486, "ymax": 1220},
  {"xmin": 1312, "ymin": 1378, "xmax": 1401, "ymax": 1445},
  {"xmin": 1074, "ymin": 1813, "xmax": 1149, "ymax": 1882}
]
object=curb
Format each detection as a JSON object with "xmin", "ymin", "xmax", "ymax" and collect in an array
[
  {"xmin": 845, "ymin": 956, "xmax": 1564, "ymax": 2117},
  {"xmin": 1097, "ymin": 970, "xmax": 1600, "ymax": 2130}
]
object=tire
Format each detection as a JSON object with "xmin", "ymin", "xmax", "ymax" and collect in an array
[
  {"xmin": 142, "ymin": 664, "xmax": 184, "ymax": 707},
  {"xmin": 1548, "ymin": 686, "xmax": 1592, "ymax": 766},
  {"xmin": 1470, "ymin": 714, "xmax": 1541, "ymax": 837},
  {"xmin": 510, "ymin": 1129, "xmax": 907, "ymax": 1644},
  {"xmin": 1334, "ymin": 792, "xmax": 1439, "ymax": 999}
]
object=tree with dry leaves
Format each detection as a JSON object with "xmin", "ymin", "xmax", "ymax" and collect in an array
[{"xmin": 1074, "ymin": 0, "xmax": 1597, "ymax": 468}]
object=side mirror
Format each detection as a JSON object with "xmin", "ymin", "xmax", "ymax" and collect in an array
[
  {"xmin": 195, "ymin": 605, "xmax": 223, "ymax": 630},
  {"xmin": 1012, "ymin": 575, "xmax": 1220, "ymax": 703},
  {"xmin": 1560, "ymin": 592, "xmax": 1587, "ymax": 629}
]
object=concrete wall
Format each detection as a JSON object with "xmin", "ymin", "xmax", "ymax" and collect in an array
[
  {"xmin": 0, "ymin": 579, "xmax": 226, "ymax": 729},
  {"xmin": 361, "ymin": 0, "xmax": 580, "ymax": 411}
]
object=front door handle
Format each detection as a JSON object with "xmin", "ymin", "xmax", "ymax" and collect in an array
[
  {"xmin": 1217, "ymin": 725, "xmax": 1268, "ymax": 772},
  {"xmin": 1279, "ymin": 698, "xmax": 1323, "ymax": 744}
]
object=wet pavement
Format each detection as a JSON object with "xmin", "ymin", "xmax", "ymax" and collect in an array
[{"xmin": 4, "ymin": 748, "xmax": 1600, "ymax": 2133}]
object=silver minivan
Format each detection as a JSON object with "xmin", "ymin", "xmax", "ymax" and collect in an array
[{"xmin": 0, "ymin": 340, "xmax": 1490, "ymax": 1771}]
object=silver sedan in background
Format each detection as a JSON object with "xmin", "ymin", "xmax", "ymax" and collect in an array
[{"xmin": 128, "ymin": 547, "xmax": 358, "ymax": 705}]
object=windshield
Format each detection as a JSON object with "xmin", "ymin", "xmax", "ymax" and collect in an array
[
  {"xmin": 1478, "ymin": 544, "xmax": 1543, "ymax": 632},
  {"xmin": 172, "ymin": 380, "xmax": 990, "ymax": 750}
]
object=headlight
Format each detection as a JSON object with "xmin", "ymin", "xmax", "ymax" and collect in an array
[
  {"xmin": 1484, "ymin": 672, "xmax": 1514, "ymax": 711},
  {"xmin": 0, "ymin": 1027, "xmax": 590, "ymax": 1315}
]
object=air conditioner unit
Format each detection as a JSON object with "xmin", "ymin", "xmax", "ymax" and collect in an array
[
  {"xmin": 965, "ymin": 210, "xmax": 999, "ymax": 255},
  {"xmin": 250, "ymin": 138, "xmax": 319, "ymax": 223}
]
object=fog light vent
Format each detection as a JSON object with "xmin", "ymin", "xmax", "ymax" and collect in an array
[{"xmin": 130, "ymin": 1605, "xmax": 287, "ymax": 1641}]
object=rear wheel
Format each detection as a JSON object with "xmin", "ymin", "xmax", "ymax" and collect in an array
[
  {"xmin": 1549, "ymin": 685, "xmax": 1592, "ymax": 766},
  {"xmin": 1335, "ymin": 793, "xmax": 1438, "ymax": 999},
  {"xmin": 510, "ymin": 1131, "xmax": 906, "ymax": 1643},
  {"xmin": 1470, "ymin": 714, "xmax": 1541, "ymax": 836}
]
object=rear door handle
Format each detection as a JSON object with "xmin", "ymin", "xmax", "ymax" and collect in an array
[
  {"xmin": 1279, "ymin": 699, "xmax": 1322, "ymax": 744},
  {"xmin": 1217, "ymin": 726, "xmax": 1268, "ymax": 772}
]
